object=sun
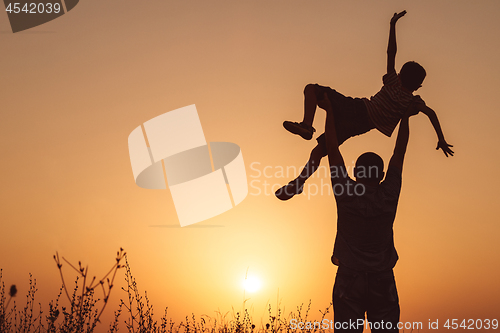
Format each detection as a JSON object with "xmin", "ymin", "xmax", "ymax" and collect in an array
[{"xmin": 243, "ymin": 276, "xmax": 261, "ymax": 293}]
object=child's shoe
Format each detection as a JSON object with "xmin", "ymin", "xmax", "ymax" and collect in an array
[
  {"xmin": 283, "ymin": 121, "xmax": 315, "ymax": 140},
  {"xmin": 275, "ymin": 179, "xmax": 304, "ymax": 201}
]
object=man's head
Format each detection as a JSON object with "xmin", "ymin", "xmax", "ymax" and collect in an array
[
  {"xmin": 399, "ymin": 61, "xmax": 426, "ymax": 92},
  {"xmin": 354, "ymin": 152, "xmax": 384, "ymax": 185}
]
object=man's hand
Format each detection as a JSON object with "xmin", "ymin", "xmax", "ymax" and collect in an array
[
  {"xmin": 401, "ymin": 96, "xmax": 425, "ymax": 119},
  {"xmin": 390, "ymin": 10, "xmax": 407, "ymax": 25},
  {"xmin": 436, "ymin": 140, "xmax": 454, "ymax": 157},
  {"xmin": 404, "ymin": 101, "xmax": 421, "ymax": 118},
  {"xmin": 413, "ymin": 95, "xmax": 425, "ymax": 105}
]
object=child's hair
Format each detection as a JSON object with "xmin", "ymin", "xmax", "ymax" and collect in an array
[
  {"xmin": 399, "ymin": 61, "xmax": 426, "ymax": 91},
  {"xmin": 355, "ymin": 152, "xmax": 384, "ymax": 181}
]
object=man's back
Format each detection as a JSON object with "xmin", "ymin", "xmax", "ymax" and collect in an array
[{"xmin": 332, "ymin": 166, "xmax": 402, "ymax": 272}]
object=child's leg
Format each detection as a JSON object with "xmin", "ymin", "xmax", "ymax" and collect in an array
[
  {"xmin": 275, "ymin": 143, "xmax": 327, "ymax": 201},
  {"xmin": 302, "ymin": 84, "xmax": 320, "ymax": 127},
  {"xmin": 283, "ymin": 84, "xmax": 322, "ymax": 140},
  {"xmin": 296, "ymin": 143, "xmax": 326, "ymax": 183}
]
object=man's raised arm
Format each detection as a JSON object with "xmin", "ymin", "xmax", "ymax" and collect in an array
[
  {"xmin": 388, "ymin": 103, "xmax": 418, "ymax": 172},
  {"xmin": 387, "ymin": 10, "xmax": 406, "ymax": 73}
]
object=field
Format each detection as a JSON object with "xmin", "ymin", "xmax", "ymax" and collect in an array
[{"xmin": 0, "ymin": 249, "xmax": 335, "ymax": 333}]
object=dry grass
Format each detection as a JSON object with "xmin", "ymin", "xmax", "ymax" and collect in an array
[{"xmin": 0, "ymin": 249, "xmax": 333, "ymax": 333}]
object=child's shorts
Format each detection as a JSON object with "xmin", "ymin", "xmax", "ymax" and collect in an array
[{"xmin": 314, "ymin": 84, "xmax": 375, "ymax": 155}]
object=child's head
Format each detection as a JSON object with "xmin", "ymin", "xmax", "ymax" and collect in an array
[
  {"xmin": 354, "ymin": 152, "xmax": 385, "ymax": 184},
  {"xmin": 399, "ymin": 61, "xmax": 426, "ymax": 92}
]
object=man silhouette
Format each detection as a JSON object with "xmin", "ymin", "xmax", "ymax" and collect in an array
[{"xmin": 324, "ymin": 93, "xmax": 420, "ymax": 332}]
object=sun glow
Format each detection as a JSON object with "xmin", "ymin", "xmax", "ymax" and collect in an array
[{"xmin": 243, "ymin": 276, "xmax": 261, "ymax": 293}]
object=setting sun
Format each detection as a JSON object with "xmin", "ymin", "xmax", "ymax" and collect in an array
[{"xmin": 243, "ymin": 276, "xmax": 262, "ymax": 293}]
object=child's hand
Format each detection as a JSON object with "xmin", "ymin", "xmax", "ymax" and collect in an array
[
  {"xmin": 390, "ymin": 10, "xmax": 407, "ymax": 25},
  {"xmin": 436, "ymin": 140, "xmax": 454, "ymax": 157}
]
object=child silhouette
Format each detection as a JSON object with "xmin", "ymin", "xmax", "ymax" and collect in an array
[{"xmin": 276, "ymin": 10, "xmax": 453, "ymax": 201}]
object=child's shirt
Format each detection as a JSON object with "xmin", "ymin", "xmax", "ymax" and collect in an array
[{"xmin": 362, "ymin": 70, "xmax": 414, "ymax": 137}]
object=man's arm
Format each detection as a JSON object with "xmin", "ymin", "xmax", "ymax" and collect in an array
[
  {"xmin": 388, "ymin": 104, "xmax": 416, "ymax": 172},
  {"xmin": 322, "ymin": 94, "xmax": 345, "ymax": 180},
  {"xmin": 387, "ymin": 10, "xmax": 407, "ymax": 73}
]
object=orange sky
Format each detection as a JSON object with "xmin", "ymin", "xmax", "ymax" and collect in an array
[{"xmin": 1, "ymin": 0, "xmax": 499, "ymax": 330}]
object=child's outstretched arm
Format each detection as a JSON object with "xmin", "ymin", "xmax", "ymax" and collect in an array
[
  {"xmin": 415, "ymin": 97, "xmax": 454, "ymax": 157},
  {"xmin": 387, "ymin": 10, "xmax": 407, "ymax": 73}
]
